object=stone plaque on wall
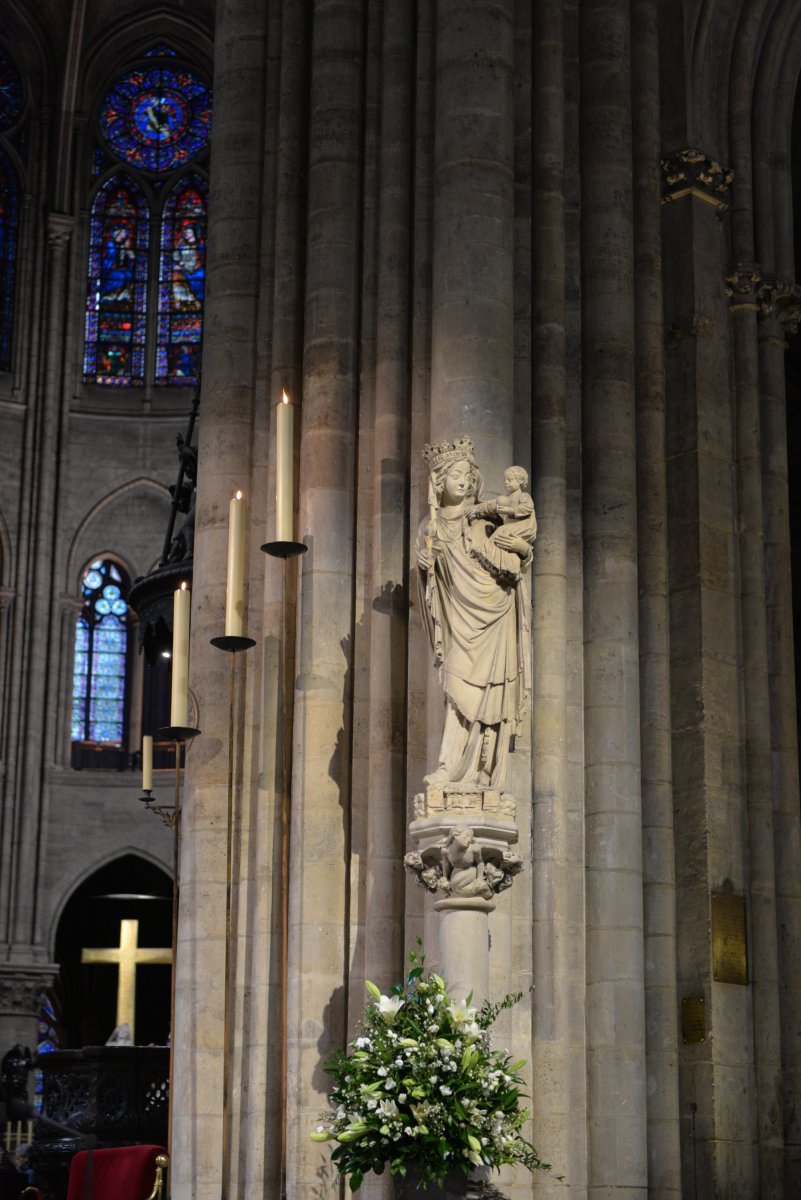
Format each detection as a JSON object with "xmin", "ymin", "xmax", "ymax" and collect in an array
[{"xmin": 711, "ymin": 890, "xmax": 748, "ymax": 985}]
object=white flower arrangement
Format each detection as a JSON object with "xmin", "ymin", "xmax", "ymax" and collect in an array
[{"xmin": 310, "ymin": 945, "xmax": 549, "ymax": 1192}]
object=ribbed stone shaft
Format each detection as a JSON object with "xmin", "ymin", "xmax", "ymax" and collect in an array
[{"xmin": 580, "ymin": 0, "xmax": 647, "ymax": 1193}]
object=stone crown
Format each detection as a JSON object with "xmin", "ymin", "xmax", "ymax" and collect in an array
[{"xmin": 422, "ymin": 435, "xmax": 477, "ymax": 470}]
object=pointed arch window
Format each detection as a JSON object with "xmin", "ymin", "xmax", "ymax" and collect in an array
[
  {"xmin": 84, "ymin": 46, "xmax": 212, "ymax": 389},
  {"xmin": 83, "ymin": 176, "xmax": 150, "ymax": 386},
  {"xmin": 71, "ymin": 558, "xmax": 132, "ymax": 750},
  {"xmin": 156, "ymin": 174, "xmax": 206, "ymax": 385},
  {"xmin": 0, "ymin": 145, "xmax": 19, "ymax": 373}
]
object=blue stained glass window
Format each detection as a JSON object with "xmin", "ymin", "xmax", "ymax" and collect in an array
[
  {"xmin": 83, "ymin": 175, "xmax": 149, "ymax": 385},
  {"xmin": 71, "ymin": 559, "xmax": 130, "ymax": 745},
  {"xmin": 0, "ymin": 48, "xmax": 23, "ymax": 132},
  {"xmin": 145, "ymin": 43, "xmax": 178, "ymax": 58},
  {"xmin": 156, "ymin": 174, "xmax": 206, "ymax": 386},
  {"xmin": 0, "ymin": 145, "xmax": 19, "ymax": 372},
  {"xmin": 99, "ymin": 65, "xmax": 211, "ymax": 174}
]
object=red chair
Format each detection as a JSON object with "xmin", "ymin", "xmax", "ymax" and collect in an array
[{"xmin": 66, "ymin": 1146, "xmax": 167, "ymax": 1200}]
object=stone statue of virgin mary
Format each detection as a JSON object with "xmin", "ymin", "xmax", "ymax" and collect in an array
[{"xmin": 416, "ymin": 436, "xmax": 535, "ymax": 793}]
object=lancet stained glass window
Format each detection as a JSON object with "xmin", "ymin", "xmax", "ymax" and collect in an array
[
  {"xmin": 0, "ymin": 47, "xmax": 23, "ymax": 132},
  {"xmin": 99, "ymin": 65, "xmax": 211, "ymax": 174},
  {"xmin": 71, "ymin": 559, "xmax": 131, "ymax": 745},
  {"xmin": 84, "ymin": 176, "xmax": 149, "ymax": 385},
  {"xmin": 0, "ymin": 146, "xmax": 19, "ymax": 372},
  {"xmin": 156, "ymin": 174, "xmax": 206, "ymax": 385}
]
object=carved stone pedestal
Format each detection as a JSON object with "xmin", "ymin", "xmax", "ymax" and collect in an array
[{"xmin": 404, "ymin": 784, "xmax": 521, "ymax": 1002}]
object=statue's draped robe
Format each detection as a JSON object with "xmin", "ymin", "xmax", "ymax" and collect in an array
[{"xmin": 417, "ymin": 503, "xmax": 531, "ymax": 786}]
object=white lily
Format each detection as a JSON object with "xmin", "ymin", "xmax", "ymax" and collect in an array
[
  {"xmin": 377, "ymin": 993, "xmax": 404, "ymax": 1022},
  {"xmin": 447, "ymin": 998, "xmax": 477, "ymax": 1026}
]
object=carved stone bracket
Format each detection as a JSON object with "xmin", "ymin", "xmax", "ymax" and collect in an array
[
  {"xmin": 405, "ymin": 786, "xmax": 521, "ymax": 905},
  {"xmin": 661, "ymin": 148, "xmax": 734, "ymax": 216}
]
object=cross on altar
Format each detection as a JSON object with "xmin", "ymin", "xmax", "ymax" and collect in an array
[{"xmin": 81, "ymin": 918, "xmax": 172, "ymax": 1043}]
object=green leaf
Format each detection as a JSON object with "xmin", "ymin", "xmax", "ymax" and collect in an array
[{"xmin": 349, "ymin": 1169, "xmax": 363, "ymax": 1191}]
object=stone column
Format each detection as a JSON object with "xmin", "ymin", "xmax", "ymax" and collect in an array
[
  {"xmin": 756, "ymin": 285, "xmax": 801, "ymax": 1194},
  {"xmin": 424, "ymin": 0, "xmax": 516, "ymax": 1016},
  {"xmin": 727, "ymin": 264, "xmax": 784, "ymax": 1193},
  {"xmin": 170, "ymin": 0, "xmax": 268, "ymax": 1194},
  {"xmin": 580, "ymin": 2, "xmax": 647, "ymax": 1194},
  {"xmin": 8, "ymin": 214, "xmax": 73, "ymax": 955},
  {"xmin": 661, "ymin": 152, "xmax": 755, "ymax": 1195},
  {"xmin": 363, "ymin": 0, "xmax": 415, "ymax": 1000},
  {"xmin": 430, "ymin": 0, "xmax": 515, "ymax": 483},
  {"xmin": 529, "ymin": 0, "xmax": 575, "ymax": 1186},
  {"xmin": 631, "ymin": 0, "xmax": 681, "ymax": 1193},
  {"xmin": 284, "ymin": 1, "xmax": 365, "ymax": 1193}
]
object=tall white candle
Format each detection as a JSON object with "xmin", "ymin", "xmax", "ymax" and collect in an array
[
  {"xmin": 142, "ymin": 735, "xmax": 153, "ymax": 791},
  {"xmin": 225, "ymin": 490, "xmax": 245, "ymax": 637},
  {"xmin": 276, "ymin": 390, "xmax": 294, "ymax": 542},
  {"xmin": 170, "ymin": 582, "xmax": 190, "ymax": 728}
]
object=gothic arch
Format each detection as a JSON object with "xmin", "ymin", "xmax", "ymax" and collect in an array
[
  {"xmin": 66, "ymin": 476, "xmax": 170, "ymax": 591},
  {"xmin": 0, "ymin": 0, "xmax": 52, "ymax": 108},
  {"xmin": 46, "ymin": 846, "xmax": 172, "ymax": 958},
  {"xmin": 78, "ymin": 8, "xmax": 213, "ymax": 119}
]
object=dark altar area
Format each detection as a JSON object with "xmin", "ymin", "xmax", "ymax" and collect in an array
[{"xmin": 31, "ymin": 1047, "xmax": 169, "ymax": 1200}]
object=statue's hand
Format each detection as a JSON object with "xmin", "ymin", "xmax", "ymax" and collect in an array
[
  {"xmin": 466, "ymin": 504, "xmax": 484, "ymax": 523},
  {"xmin": 493, "ymin": 530, "xmax": 530, "ymax": 557},
  {"xmin": 417, "ymin": 546, "xmax": 435, "ymax": 572}
]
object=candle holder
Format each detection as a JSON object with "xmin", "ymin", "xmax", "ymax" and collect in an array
[
  {"xmin": 210, "ymin": 635, "xmax": 257, "ymax": 652},
  {"xmin": 139, "ymin": 790, "xmax": 178, "ymax": 831},
  {"xmin": 155, "ymin": 725, "xmax": 202, "ymax": 741},
  {"xmin": 260, "ymin": 540, "xmax": 308, "ymax": 559}
]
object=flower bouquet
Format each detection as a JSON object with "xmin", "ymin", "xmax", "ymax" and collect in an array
[{"xmin": 311, "ymin": 947, "xmax": 549, "ymax": 1192}]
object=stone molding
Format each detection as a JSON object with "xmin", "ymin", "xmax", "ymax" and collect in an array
[
  {"xmin": 413, "ymin": 783, "xmax": 516, "ymax": 820},
  {"xmin": 661, "ymin": 148, "xmax": 734, "ymax": 215},
  {"xmin": 0, "ymin": 963, "xmax": 58, "ymax": 1014}
]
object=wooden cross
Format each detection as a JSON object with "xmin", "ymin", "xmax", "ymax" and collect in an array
[{"xmin": 81, "ymin": 918, "xmax": 172, "ymax": 1043}]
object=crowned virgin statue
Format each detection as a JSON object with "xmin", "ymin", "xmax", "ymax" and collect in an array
[{"xmin": 416, "ymin": 437, "xmax": 536, "ymax": 792}]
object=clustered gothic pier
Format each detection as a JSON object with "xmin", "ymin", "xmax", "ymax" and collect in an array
[{"xmin": 4, "ymin": 0, "xmax": 801, "ymax": 1198}]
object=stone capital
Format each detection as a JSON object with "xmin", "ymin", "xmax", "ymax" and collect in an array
[
  {"xmin": 756, "ymin": 276, "xmax": 801, "ymax": 343},
  {"xmin": 47, "ymin": 212, "xmax": 75, "ymax": 250},
  {"xmin": 661, "ymin": 148, "xmax": 734, "ymax": 216},
  {"xmin": 726, "ymin": 262, "xmax": 762, "ymax": 312},
  {"xmin": 0, "ymin": 963, "xmax": 58, "ymax": 1015}
]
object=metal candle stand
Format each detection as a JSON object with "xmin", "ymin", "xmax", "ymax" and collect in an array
[
  {"xmin": 137, "ymin": 538, "xmax": 306, "ymax": 1200},
  {"xmin": 138, "ymin": 723, "xmax": 200, "ymax": 1177},
  {"xmin": 261, "ymin": 537, "xmax": 305, "ymax": 1200},
  {"xmin": 209, "ymin": 632, "xmax": 254, "ymax": 1200}
]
